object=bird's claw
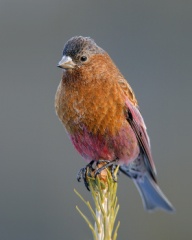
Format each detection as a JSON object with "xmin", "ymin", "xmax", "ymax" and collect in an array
[
  {"xmin": 94, "ymin": 159, "xmax": 119, "ymax": 182},
  {"xmin": 76, "ymin": 160, "xmax": 94, "ymax": 191},
  {"xmin": 77, "ymin": 167, "xmax": 86, "ymax": 182},
  {"xmin": 77, "ymin": 159, "xmax": 119, "ymax": 190},
  {"xmin": 94, "ymin": 160, "xmax": 110, "ymax": 177}
]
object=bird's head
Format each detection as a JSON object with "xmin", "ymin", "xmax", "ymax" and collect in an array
[{"xmin": 57, "ymin": 36, "xmax": 105, "ymax": 71}]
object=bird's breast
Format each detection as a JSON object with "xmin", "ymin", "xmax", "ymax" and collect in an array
[
  {"xmin": 55, "ymin": 77, "xmax": 126, "ymax": 136},
  {"xmin": 55, "ymin": 74, "xmax": 139, "ymax": 163}
]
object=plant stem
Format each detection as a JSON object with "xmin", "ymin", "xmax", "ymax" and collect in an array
[{"xmin": 75, "ymin": 164, "xmax": 120, "ymax": 240}]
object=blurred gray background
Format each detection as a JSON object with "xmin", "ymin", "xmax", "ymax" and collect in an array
[{"xmin": 0, "ymin": 0, "xmax": 192, "ymax": 239}]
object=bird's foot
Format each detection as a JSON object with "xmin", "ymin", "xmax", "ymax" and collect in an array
[
  {"xmin": 77, "ymin": 160, "xmax": 94, "ymax": 191},
  {"xmin": 77, "ymin": 159, "xmax": 119, "ymax": 190},
  {"xmin": 94, "ymin": 159, "xmax": 119, "ymax": 182}
]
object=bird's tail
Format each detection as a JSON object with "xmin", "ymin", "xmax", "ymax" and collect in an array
[{"xmin": 133, "ymin": 174, "xmax": 174, "ymax": 212}]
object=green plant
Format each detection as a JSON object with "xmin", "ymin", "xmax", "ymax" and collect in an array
[{"xmin": 75, "ymin": 166, "xmax": 120, "ymax": 240}]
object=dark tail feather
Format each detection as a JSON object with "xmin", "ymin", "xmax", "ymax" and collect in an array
[{"xmin": 133, "ymin": 175, "xmax": 175, "ymax": 212}]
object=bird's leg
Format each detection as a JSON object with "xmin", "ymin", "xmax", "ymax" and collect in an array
[
  {"xmin": 77, "ymin": 160, "xmax": 95, "ymax": 191},
  {"xmin": 95, "ymin": 159, "xmax": 119, "ymax": 182},
  {"xmin": 77, "ymin": 159, "xmax": 119, "ymax": 190}
]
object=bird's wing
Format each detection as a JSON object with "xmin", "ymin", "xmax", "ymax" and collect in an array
[
  {"xmin": 125, "ymin": 98, "xmax": 157, "ymax": 182},
  {"xmin": 118, "ymin": 78, "xmax": 138, "ymax": 106}
]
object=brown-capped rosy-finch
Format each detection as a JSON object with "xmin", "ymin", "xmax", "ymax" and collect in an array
[{"xmin": 55, "ymin": 36, "xmax": 174, "ymax": 212}]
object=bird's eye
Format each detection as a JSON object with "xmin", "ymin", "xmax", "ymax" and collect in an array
[{"xmin": 80, "ymin": 56, "xmax": 87, "ymax": 62}]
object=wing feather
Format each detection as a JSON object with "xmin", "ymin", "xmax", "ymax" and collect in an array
[{"xmin": 125, "ymin": 99, "xmax": 157, "ymax": 182}]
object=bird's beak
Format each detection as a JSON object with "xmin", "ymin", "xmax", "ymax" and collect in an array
[{"xmin": 57, "ymin": 55, "xmax": 76, "ymax": 69}]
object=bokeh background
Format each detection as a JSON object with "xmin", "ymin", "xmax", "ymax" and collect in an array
[{"xmin": 1, "ymin": 0, "xmax": 192, "ymax": 239}]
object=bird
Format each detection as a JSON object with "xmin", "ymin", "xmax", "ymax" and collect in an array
[{"xmin": 55, "ymin": 36, "xmax": 174, "ymax": 212}]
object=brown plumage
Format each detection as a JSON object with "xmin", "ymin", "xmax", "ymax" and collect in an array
[
  {"xmin": 55, "ymin": 36, "xmax": 174, "ymax": 212},
  {"xmin": 56, "ymin": 52, "xmax": 137, "ymax": 135}
]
